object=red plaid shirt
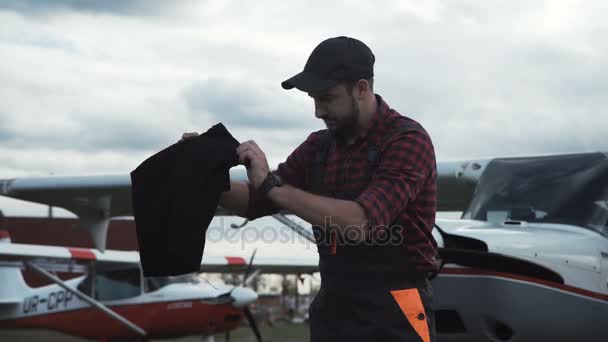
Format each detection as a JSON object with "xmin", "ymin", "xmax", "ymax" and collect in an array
[{"xmin": 247, "ymin": 95, "xmax": 438, "ymax": 272}]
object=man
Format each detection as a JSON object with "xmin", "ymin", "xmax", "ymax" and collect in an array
[{"xmin": 185, "ymin": 36, "xmax": 438, "ymax": 342}]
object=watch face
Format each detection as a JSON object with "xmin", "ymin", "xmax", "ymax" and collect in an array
[
  {"xmin": 260, "ymin": 172, "xmax": 282, "ymax": 195},
  {"xmin": 271, "ymin": 172, "xmax": 283, "ymax": 186}
]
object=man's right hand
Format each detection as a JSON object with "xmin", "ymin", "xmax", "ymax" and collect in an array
[
  {"xmin": 180, "ymin": 132, "xmax": 198, "ymax": 141},
  {"xmin": 179, "ymin": 131, "xmax": 250, "ymax": 217}
]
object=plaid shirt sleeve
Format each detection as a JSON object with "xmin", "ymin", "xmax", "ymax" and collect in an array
[
  {"xmin": 245, "ymin": 132, "xmax": 320, "ymax": 220},
  {"xmin": 355, "ymin": 129, "xmax": 436, "ymax": 229}
]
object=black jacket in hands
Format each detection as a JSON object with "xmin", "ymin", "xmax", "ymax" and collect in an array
[{"xmin": 131, "ymin": 123, "xmax": 240, "ymax": 277}]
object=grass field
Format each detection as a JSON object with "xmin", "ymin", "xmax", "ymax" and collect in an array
[{"xmin": 0, "ymin": 322, "xmax": 310, "ymax": 341}]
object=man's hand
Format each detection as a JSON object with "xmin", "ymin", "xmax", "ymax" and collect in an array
[{"xmin": 236, "ymin": 140, "xmax": 270, "ymax": 189}]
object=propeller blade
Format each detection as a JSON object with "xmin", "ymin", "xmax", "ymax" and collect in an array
[
  {"xmin": 243, "ymin": 269, "xmax": 261, "ymax": 287},
  {"xmin": 248, "ymin": 248, "xmax": 258, "ymax": 266},
  {"xmin": 241, "ymin": 249, "xmax": 258, "ymax": 286},
  {"xmin": 244, "ymin": 306, "xmax": 263, "ymax": 342}
]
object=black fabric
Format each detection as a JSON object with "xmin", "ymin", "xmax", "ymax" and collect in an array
[
  {"xmin": 130, "ymin": 123, "xmax": 239, "ymax": 277},
  {"xmin": 310, "ymin": 279, "xmax": 435, "ymax": 342},
  {"xmin": 281, "ymin": 36, "xmax": 375, "ymax": 92}
]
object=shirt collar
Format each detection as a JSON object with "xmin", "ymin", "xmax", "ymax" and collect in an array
[{"xmin": 350, "ymin": 94, "xmax": 388, "ymax": 145}]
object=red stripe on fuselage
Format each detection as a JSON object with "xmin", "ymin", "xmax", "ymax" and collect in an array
[
  {"xmin": 0, "ymin": 300, "xmax": 243, "ymax": 340},
  {"xmin": 441, "ymin": 267, "xmax": 608, "ymax": 302},
  {"xmin": 67, "ymin": 248, "xmax": 96, "ymax": 260},
  {"xmin": 225, "ymin": 256, "xmax": 246, "ymax": 265}
]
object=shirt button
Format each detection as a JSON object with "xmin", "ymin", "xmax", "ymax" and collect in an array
[{"xmin": 417, "ymin": 313, "xmax": 425, "ymax": 320}]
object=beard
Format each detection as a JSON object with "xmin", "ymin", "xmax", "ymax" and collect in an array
[{"xmin": 327, "ymin": 96, "xmax": 360, "ymax": 139}]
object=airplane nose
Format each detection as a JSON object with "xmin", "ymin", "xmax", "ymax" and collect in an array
[{"xmin": 230, "ymin": 286, "xmax": 258, "ymax": 308}]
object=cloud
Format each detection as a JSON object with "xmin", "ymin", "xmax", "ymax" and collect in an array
[
  {"xmin": 1, "ymin": 0, "xmax": 608, "ymax": 217},
  {"xmin": 365, "ymin": 0, "xmax": 608, "ymax": 160},
  {"xmin": 0, "ymin": 0, "xmax": 179, "ymax": 17},
  {"xmin": 183, "ymin": 78, "xmax": 315, "ymax": 130},
  {"xmin": 0, "ymin": 113, "xmax": 10, "ymax": 142}
]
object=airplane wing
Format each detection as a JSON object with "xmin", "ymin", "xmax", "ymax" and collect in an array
[
  {"xmin": 1, "ymin": 159, "xmax": 490, "ymax": 250},
  {"xmin": 201, "ymin": 254, "xmax": 319, "ymax": 275},
  {"xmin": 0, "ymin": 168, "xmax": 248, "ymax": 251},
  {"xmin": 0, "ymin": 242, "xmax": 140, "ymax": 273},
  {"xmin": 0, "ymin": 241, "xmax": 565, "ymax": 283},
  {"xmin": 0, "ymin": 169, "xmax": 249, "ymax": 218},
  {"xmin": 1, "ymin": 160, "xmax": 489, "ymax": 218},
  {"xmin": 0, "ymin": 241, "xmax": 319, "ymax": 275}
]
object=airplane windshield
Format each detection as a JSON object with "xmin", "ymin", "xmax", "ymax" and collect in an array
[
  {"xmin": 145, "ymin": 273, "xmax": 201, "ymax": 292},
  {"xmin": 463, "ymin": 152, "xmax": 608, "ymax": 237}
]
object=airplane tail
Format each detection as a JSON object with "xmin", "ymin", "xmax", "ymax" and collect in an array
[{"xmin": 0, "ymin": 230, "xmax": 31, "ymax": 304}]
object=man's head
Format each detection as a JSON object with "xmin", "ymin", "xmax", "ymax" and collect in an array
[
  {"xmin": 282, "ymin": 36, "xmax": 376, "ymax": 137},
  {"xmin": 307, "ymin": 79, "xmax": 373, "ymax": 137}
]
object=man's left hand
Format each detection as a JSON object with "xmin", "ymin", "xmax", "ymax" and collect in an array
[{"xmin": 236, "ymin": 140, "xmax": 270, "ymax": 189}]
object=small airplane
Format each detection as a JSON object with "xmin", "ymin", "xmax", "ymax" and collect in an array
[
  {"xmin": 1, "ymin": 152, "xmax": 608, "ymax": 341},
  {"xmin": 0, "ymin": 229, "xmax": 255, "ymax": 342},
  {"xmin": 0, "ymin": 228, "xmax": 317, "ymax": 341}
]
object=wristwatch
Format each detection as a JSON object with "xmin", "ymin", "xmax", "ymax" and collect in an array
[{"xmin": 258, "ymin": 171, "xmax": 283, "ymax": 196}]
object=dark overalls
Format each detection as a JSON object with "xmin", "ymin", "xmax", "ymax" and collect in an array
[{"xmin": 308, "ymin": 123, "xmax": 436, "ymax": 342}]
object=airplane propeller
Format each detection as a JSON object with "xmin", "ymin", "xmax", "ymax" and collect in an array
[
  {"xmin": 242, "ymin": 249, "xmax": 260, "ymax": 287},
  {"xmin": 242, "ymin": 249, "xmax": 262, "ymax": 342},
  {"xmin": 243, "ymin": 305, "xmax": 263, "ymax": 342},
  {"xmin": 225, "ymin": 249, "xmax": 263, "ymax": 342}
]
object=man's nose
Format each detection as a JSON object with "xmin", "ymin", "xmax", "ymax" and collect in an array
[{"xmin": 315, "ymin": 104, "xmax": 327, "ymax": 119}]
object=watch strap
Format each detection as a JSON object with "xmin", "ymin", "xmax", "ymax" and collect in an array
[{"xmin": 258, "ymin": 171, "xmax": 282, "ymax": 196}]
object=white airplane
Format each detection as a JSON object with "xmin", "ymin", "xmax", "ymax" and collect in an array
[
  {"xmin": 0, "ymin": 227, "xmax": 317, "ymax": 341},
  {"xmin": 432, "ymin": 152, "xmax": 608, "ymax": 341},
  {"xmin": 1, "ymin": 152, "xmax": 607, "ymax": 341}
]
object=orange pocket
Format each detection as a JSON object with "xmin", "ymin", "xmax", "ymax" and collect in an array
[{"xmin": 390, "ymin": 288, "xmax": 430, "ymax": 342}]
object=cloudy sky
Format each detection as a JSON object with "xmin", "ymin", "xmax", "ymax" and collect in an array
[{"xmin": 0, "ymin": 0, "xmax": 606, "ymax": 216}]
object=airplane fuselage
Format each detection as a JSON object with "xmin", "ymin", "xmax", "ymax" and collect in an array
[
  {"xmin": 432, "ymin": 218, "xmax": 608, "ymax": 341},
  {"xmin": 0, "ymin": 278, "xmax": 245, "ymax": 340}
]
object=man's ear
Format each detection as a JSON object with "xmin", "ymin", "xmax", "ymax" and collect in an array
[{"xmin": 356, "ymin": 79, "xmax": 371, "ymax": 99}]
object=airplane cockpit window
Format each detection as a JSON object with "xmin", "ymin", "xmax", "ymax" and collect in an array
[
  {"xmin": 145, "ymin": 273, "xmax": 201, "ymax": 292},
  {"xmin": 78, "ymin": 268, "xmax": 141, "ymax": 301},
  {"xmin": 463, "ymin": 153, "xmax": 608, "ymax": 237},
  {"xmin": 486, "ymin": 208, "xmax": 548, "ymax": 223},
  {"xmin": 588, "ymin": 198, "xmax": 608, "ymax": 236}
]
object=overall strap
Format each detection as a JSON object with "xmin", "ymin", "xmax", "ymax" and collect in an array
[
  {"xmin": 311, "ymin": 130, "xmax": 333, "ymax": 195},
  {"xmin": 366, "ymin": 118, "xmax": 438, "ymax": 280},
  {"xmin": 367, "ymin": 120, "xmax": 424, "ymax": 171}
]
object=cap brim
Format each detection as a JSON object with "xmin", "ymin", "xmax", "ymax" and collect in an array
[{"xmin": 281, "ymin": 71, "xmax": 337, "ymax": 93}]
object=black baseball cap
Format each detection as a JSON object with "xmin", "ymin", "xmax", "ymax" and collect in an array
[{"xmin": 281, "ymin": 36, "xmax": 375, "ymax": 93}]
